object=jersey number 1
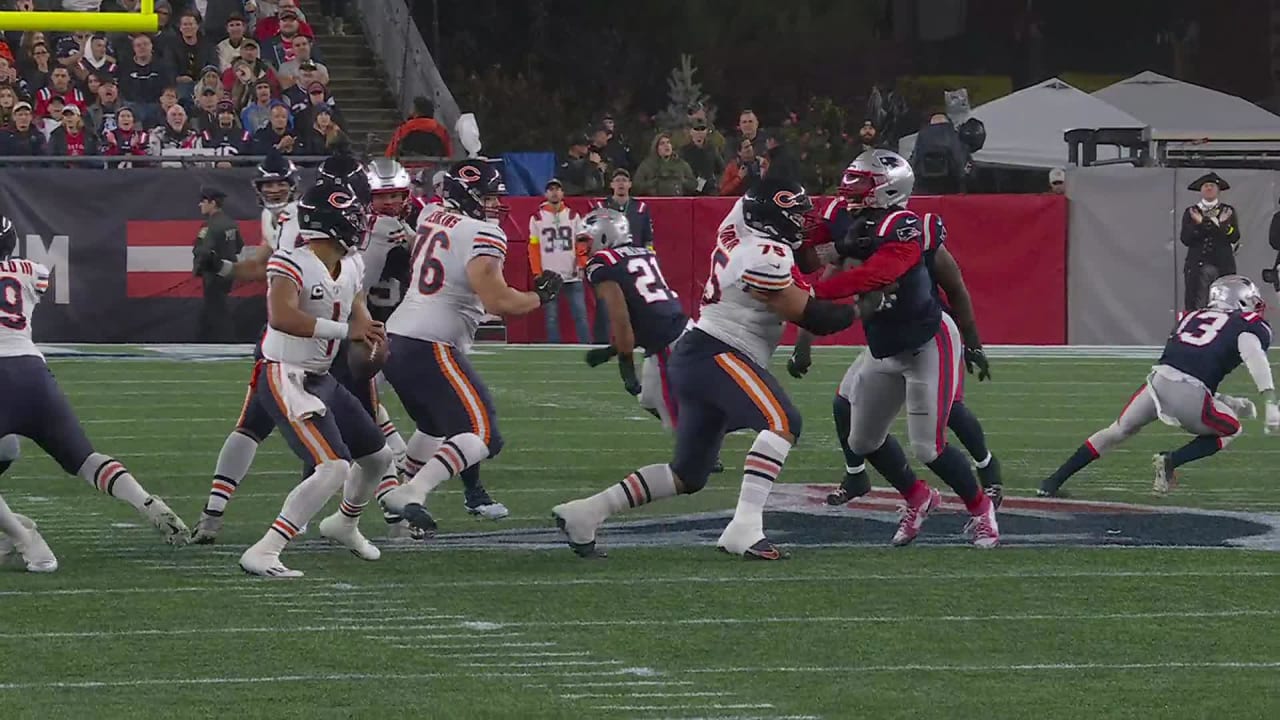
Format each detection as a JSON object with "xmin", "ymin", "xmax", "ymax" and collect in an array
[
  {"xmin": 413, "ymin": 230, "xmax": 450, "ymax": 296},
  {"xmin": 1176, "ymin": 309, "xmax": 1229, "ymax": 347}
]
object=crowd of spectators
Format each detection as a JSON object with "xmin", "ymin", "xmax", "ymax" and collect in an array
[{"xmin": 0, "ymin": 0, "xmax": 352, "ymax": 162}]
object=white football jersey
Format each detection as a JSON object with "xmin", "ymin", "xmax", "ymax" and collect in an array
[
  {"xmin": 261, "ymin": 201, "xmax": 300, "ymax": 252},
  {"xmin": 386, "ymin": 207, "xmax": 507, "ymax": 352},
  {"xmin": 695, "ymin": 200, "xmax": 794, "ymax": 367},
  {"xmin": 0, "ymin": 259, "xmax": 49, "ymax": 359},
  {"xmin": 261, "ymin": 244, "xmax": 364, "ymax": 373},
  {"xmin": 361, "ymin": 214, "xmax": 413, "ymax": 293}
]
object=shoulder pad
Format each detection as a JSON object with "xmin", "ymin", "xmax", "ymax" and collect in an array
[
  {"xmin": 921, "ymin": 213, "xmax": 947, "ymax": 251},
  {"xmin": 874, "ymin": 209, "xmax": 922, "ymax": 242}
]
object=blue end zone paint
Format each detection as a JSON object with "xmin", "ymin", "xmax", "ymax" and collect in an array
[{"xmin": 417, "ymin": 485, "xmax": 1280, "ymax": 552}]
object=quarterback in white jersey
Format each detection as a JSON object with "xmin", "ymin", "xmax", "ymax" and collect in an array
[
  {"xmin": 0, "ymin": 214, "xmax": 189, "ymax": 572},
  {"xmin": 379, "ymin": 159, "xmax": 564, "ymax": 535},
  {"xmin": 192, "ymin": 150, "xmax": 304, "ymax": 544},
  {"xmin": 553, "ymin": 179, "xmax": 861, "ymax": 560},
  {"xmin": 237, "ymin": 181, "xmax": 396, "ymax": 578}
]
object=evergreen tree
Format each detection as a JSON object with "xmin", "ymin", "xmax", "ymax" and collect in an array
[{"xmin": 657, "ymin": 54, "xmax": 713, "ymax": 132}]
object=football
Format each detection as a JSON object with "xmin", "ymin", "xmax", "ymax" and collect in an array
[{"xmin": 348, "ymin": 338, "xmax": 389, "ymax": 380}]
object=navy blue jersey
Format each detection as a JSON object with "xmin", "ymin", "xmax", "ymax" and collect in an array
[
  {"xmin": 853, "ymin": 209, "xmax": 942, "ymax": 358},
  {"xmin": 585, "ymin": 246, "xmax": 688, "ymax": 354},
  {"xmin": 920, "ymin": 211, "xmax": 952, "ymax": 313},
  {"xmin": 1159, "ymin": 309, "xmax": 1272, "ymax": 392},
  {"xmin": 366, "ymin": 244, "xmax": 411, "ymax": 324}
]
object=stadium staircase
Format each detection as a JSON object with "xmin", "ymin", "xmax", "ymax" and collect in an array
[{"xmin": 297, "ymin": 0, "xmax": 405, "ymax": 152}]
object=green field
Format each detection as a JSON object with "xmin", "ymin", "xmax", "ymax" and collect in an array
[{"xmin": 2, "ymin": 346, "xmax": 1280, "ymax": 720}]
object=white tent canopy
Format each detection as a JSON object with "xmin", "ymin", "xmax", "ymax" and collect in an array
[
  {"xmin": 898, "ymin": 78, "xmax": 1145, "ymax": 170},
  {"xmin": 1093, "ymin": 71, "xmax": 1280, "ymax": 137}
]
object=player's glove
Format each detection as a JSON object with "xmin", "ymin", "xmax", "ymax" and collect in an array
[
  {"xmin": 585, "ymin": 346, "xmax": 618, "ymax": 367},
  {"xmin": 787, "ymin": 343, "xmax": 811, "ymax": 379},
  {"xmin": 965, "ymin": 346, "xmax": 992, "ymax": 381},
  {"xmin": 855, "ymin": 290, "xmax": 891, "ymax": 319},
  {"xmin": 533, "ymin": 271, "xmax": 564, "ymax": 305},
  {"xmin": 1265, "ymin": 402, "xmax": 1280, "ymax": 435},
  {"xmin": 618, "ymin": 353, "xmax": 641, "ymax": 396}
]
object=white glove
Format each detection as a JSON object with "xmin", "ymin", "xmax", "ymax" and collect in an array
[
  {"xmin": 814, "ymin": 241, "xmax": 840, "ymax": 267},
  {"xmin": 1265, "ymin": 402, "xmax": 1280, "ymax": 435},
  {"xmin": 388, "ymin": 222, "xmax": 412, "ymax": 244}
]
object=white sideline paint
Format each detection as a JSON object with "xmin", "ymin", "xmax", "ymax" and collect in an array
[
  {"xmin": 1, "ymin": 609, "xmax": 1270, "ymax": 641},
  {"xmin": 592, "ymin": 704, "xmax": 774, "ymax": 712},
  {"xmin": 558, "ymin": 681, "xmax": 696, "ymax": 688},
  {"xmin": 3, "ymin": 568, "xmax": 1277, "ymax": 598},
  {"xmin": 563, "ymin": 691, "xmax": 734, "ymax": 699}
]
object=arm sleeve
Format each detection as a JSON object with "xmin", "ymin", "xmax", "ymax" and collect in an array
[
  {"xmin": 740, "ymin": 245, "xmax": 795, "ymax": 292},
  {"xmin": 527, "ymin": 216, "xmax": 543, "ymax": 275},
  {"xmin": 813, "ymin": 240, "xmax": 921, "ymax": 299},
  {"xmin": 470, "ymin": 227, "xmax": 508, "ymax": 260},
  {"xmin": 1238, "ymin": 331, "xmax": 1274, "ymax": 393}
]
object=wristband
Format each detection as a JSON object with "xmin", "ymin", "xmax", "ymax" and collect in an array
[{"xmin": 313, "ymin": 318, "xmax": 349, "ymax": 340}]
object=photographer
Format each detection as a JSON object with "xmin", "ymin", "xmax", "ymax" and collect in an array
[
  {"xmin": 909, "ymin": 111, "xmax": 971, "ymax": 195},
  {"xmin": 1181, "ymin": 173, "xmax": 1240, "ymax": 311},
  {"xmin": 557, "ymin": 133, "xmax": 607, "ymax": 196},
  {"xmin": 192, "ymin": 187, "xmax": 244, "ymax": 343}
]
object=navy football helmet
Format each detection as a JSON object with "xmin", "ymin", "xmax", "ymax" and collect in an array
[
  {"xmin": 742, "ymin": 178, "xmax": 814, "ymax": 248},
  {"xmin": 0, "ymin": 215, "xmax": 17, "ymax": 261},
  {"xmin": 253, "ymin": 149, "xmax": 299, "ymax": 211},
  {"xmin": 318, "ymin": 152, "xmax": 372, "ymax": 208},
  {"xmin": 297, "ymin": 181, "xmax": 364, "ymax": 252},
  {"xmin": 440, "ymin": 159, "xmax": 507, "ymax": 222}
]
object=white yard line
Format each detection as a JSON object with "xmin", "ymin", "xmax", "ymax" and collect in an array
[
  {"xmin": 563, "ymin": 691, "xmax": 734, "ymax": 699},
  {"xmin": 592, "ymin": 704, "xmax": 775, "ymax": 712}
]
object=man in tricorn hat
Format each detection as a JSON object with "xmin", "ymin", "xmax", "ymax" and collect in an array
[
  {"xmin": 1181, "ymin": 172, "xmax": 1241, "ymax": 311},
  {"xmin": 193, "ymin": 186, "xmax": 244, "ymax": 342}
]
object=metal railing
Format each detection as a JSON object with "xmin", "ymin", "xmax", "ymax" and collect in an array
[
  {"xmin": 0, "ymin": 154, "xmax": 450, "ymax": 168},
  {"xmin": 355, "ymin": 0, "xmax": 462, "ymax": 157}
]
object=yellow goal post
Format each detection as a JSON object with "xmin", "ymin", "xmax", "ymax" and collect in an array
[{"xmin": 0, "ymin": 0, "xmax": 158, "ymax": 33}]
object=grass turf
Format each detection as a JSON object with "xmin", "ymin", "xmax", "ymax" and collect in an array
[{"xmin": 1, "ymin": 346, "xmax": 1279, "ymax": 720}]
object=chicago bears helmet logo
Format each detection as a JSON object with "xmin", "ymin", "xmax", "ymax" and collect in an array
[
  {"xmin": 773, "ymin": 190, "xmax": 805, "ymax": 208},
  {"xmin": 327, "ymin": 191, "xmax": 355, "ymax": 209},
  {"xmin": 456, "ymin": 164, "xmax": 484, "ymax": 182}
]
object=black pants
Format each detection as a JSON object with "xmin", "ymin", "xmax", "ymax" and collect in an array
[
  {"xmin": 318, "ymin": 0, "xmax": 347, "ymax": 16},
  {"xmin": 199, "ymin": 276, "xmax": 233, "ymax": 342},
  {"xmin": 1184, "ymin": 263, "xmax": 1221, "ymax": 312}
]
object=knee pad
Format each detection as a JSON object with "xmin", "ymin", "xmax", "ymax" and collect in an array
[
  {"xmin": 0, "ymin": 434, "xmax": 21, "ymax": 463},
  {"xmin": 315, "ymin": 459, "xmax": 352, "ymax": 490},
  {"xmin": 355, "ymin": 444, "xmax": 394, "ymax": 472}
]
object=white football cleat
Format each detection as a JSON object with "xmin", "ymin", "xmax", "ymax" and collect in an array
[
  {"xmin": 189, "ymin": 512, "xmax": 223, "ymax": 544},
  {"xmin": 716, "ymin": 520, "xmax": 764, "ymax": 555},
  {"xmin": 318, "ymin": 513, "xmax": 381, "ymax": 561},
  {"xmin": 464, "ymin": 492, "xmax": 510, "ymax": 520},
  {"xmin": 0, "ymin": 513, "xmax": 57, "ymax": 573},
  {"xmin": 551, "ymin": 499, "xmax": 606, "ymax": 558},
  {"xmin": 1152, "ymin": 453, "xmax": 1177, "ymax": 495},
  {"xmin": 141, "ymin": 496, "xmax": 189, "ymax": 546},
  {"xmin": 239, "ymin": 542, "xmax": 303, "ymax": 578},
  {"xmin": 967, "ymin": 500, "xmax": 1000, "ymax": 549},
  {"xmin": 379, "ymin": 483, "xmax": 422, "ymax": 516},
  {"xmin": 892, "ymin": 487, "xmax": 941, "ymax": 546}
]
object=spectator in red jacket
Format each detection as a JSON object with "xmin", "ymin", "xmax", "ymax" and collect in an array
[
  {"xmin": 48, "ymin": 105, "xmax": 99, "ymax": 164},
  {"xmin": 255, "ymin": 0, "xmax": 315, "ymax": 43},
  {"xmin": 385, "ymin": 96, "xmax": 452, "ymax": 158},
  {"xmin": 36, "ymin": 67, "xmax": 87, "ymax": 118},
  {"xmin": 103, "ymin": 106, "xmax": 150, "ymax": 159},
  {"xmin": 220, "ymin": 39, "xmax": 280, "ymax": 97}
]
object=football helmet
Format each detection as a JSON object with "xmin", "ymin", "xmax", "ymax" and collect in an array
[
  {"xmin": 0, "ymin": 214, "xmax": 17, "ymax": 261},
  {"xmin": 580, "ymin": 208, "xmax": 632, "ymax": 253},
  {"xmin": 253, "ymin": 150, "xmax": 298, "ymax": 211},
  {"xmin": 838, "ymin": 149, "xmax": 914, "ymax": 210},
  {"xmin": 741, "ymin": 177, "xmax": 814, "ymax": 248},
  {"xmin": 319, "ymin": 152, "xmax": 372, "ymax": 208},
  {"xmin": 297, "ymin": 181, "xmax": 364, "ymax": 252},
  {"xmin": 366, "ymin": 157, "xmax": 412, "ymax": 216},
  {"xmin": 1207, "ymin": 274, "xmax": 1266, "ymax": 313},
  {"xmin": 440, "ymin": 159, "xmax": 507, "ymax": 222}
]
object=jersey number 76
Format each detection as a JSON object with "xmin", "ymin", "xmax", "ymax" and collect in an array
[{"xmin": 412, "ymin": 230, "xmax": 450, "ymax": 296}]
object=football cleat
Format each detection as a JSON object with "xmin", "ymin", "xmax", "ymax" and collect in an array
[
  {"xmin": 964, "ymin": 501, "xmax": 1000, "ymax": 549},
  {"xmin": 551, "ymin": 500, "xmax": 606, "ymax": 558},
  {"xmin": 464, "ymin": 488, "xmax": 510, "ymax": 520},
  {"xmin": 399, "ymin": 504, "xmax": 438, "ymax": 538},
  {"xmin": 716, "ymin": 519, "xmax": 772, "ymax": 557},
  {"xmin": 141, "ymin": 496, "xmax": 189, "ymax": 546},
  {"xmin": 711, "ymin": 457, "xmax": 725, "ymax": 474},
  {"xmin": 892, "ymin": 487, "xmax": 940, "ymax": 546},
  {"xmin": 1152, "ymin": 453, "xmax": 1177, "ymax": 495},
  {"xmin": 318, "ymin": 513, "xmax": 381, "ymax": 561},
  {"xmin": 729, "ymin": 537, "xmax": 790, "ymax": 561},
  {"xmin": 826, "ymin": 470, "xmax": 872, "ymax": 505},
  {"xmin": 1, "ymin": 514, "xmax": 57, "ymax": 573},
  {"xmin": 976, "ymin": 455, "xmax": 1004, "ymax": 493},
  {"xmin": 190, "ymin": 510, "xmax": 223, "ymax": 545},
  {"xmin": 239, "ymin": 543, "xmax": 303, "ymax": 578},
  {"xmin": 984, "ymin": 483, "xmax": 1005, "ymax": 510},
  {"xmin": 385, "ymin": 518, "xmax": 427, "ymax": 541}
]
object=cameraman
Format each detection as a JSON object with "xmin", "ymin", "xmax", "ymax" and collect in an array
[
  {"xmin": 192, "ymin": 186, "xmax": 244, "ymax": 342},
  {"xmin": 909, "ymin": 111, "xmax": 971, "ymax": 194}
]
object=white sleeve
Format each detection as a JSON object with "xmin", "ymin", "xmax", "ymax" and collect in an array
[
  {"xmin": 739, "ymin": 242, "xmax": 794, "ymax": 292},
  {"xmin": 1238, "ymin": 332, "xmax": 1274, "ymax": 393},
  {"xmin": 360, "ymin": 219, "xmax": 396, "ymax": 290}
]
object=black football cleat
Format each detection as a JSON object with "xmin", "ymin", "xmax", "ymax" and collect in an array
[
  {"xmin": 711, "ymin": 456, "xmax": 725, "ymax": 474},
  {"xmin": 399, "ymin": 503, "xmax": 438, "ymax": 538},
  {"xmin": 741, "ymin": 538, "xmax": 790, "ymax": 561},
  {"xmin": 977, "ymin": 455, "xmax": 1003, "ymax": 491},
  {"xmin": 1036, "ymin": 483, "xmax": 1069, "ymax": 498},
  {"xmin": 826, "ymin": 470, "xmax": 872, "ymax": 505}
]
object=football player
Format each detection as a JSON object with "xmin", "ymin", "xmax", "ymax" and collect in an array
[
  {"xmin": 361, "ymin": 159, "xmax": 511, "ymax": 524},
  {"xmin": 580, "ymin": 208, "xmax": 688, "ymax": 426},
  {"xmin": 807, "ymin": 149, "xmax": 999, "ymax": 548},
  {"xmin": 192, "ymin": 150, "xmax": 301, "ymax": 543},
  {"xmin": 378, "ymin": 160, "xmax": 564, "ymax": 534},
  {"xmin": 238, "ymin": 181, "xmax": 396, "ymax": 578},
  {"xmin": 1040, "ymin": 275, "xmax": 1276, "ymax": 497},
  {"xmin": 797, "ymin": 163, "xmax": 1002, "ymax": 507},
  {"xmin": 0, "ymin": 213, "xmax": 189, "ymax": 568},
  {"xmin": 552, "ymin": 179, "xmax": 861, "ymax": 560}
]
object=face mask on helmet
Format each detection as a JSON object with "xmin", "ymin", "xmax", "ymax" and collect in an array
[
  {"xmin": 481, "ymin": 194, "xmax": 509, "ymax": 223},
  {"xmin": 370, "ymin": 190, "xmax": 409, "ymax": 217},
  {"xmin": 839, "ymin": 169, "xmax": 883, "ymax": 210}
]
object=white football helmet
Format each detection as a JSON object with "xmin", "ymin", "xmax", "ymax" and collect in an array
[
  {"xmin": 366, "ymin": 158, "xmax": 412, "ymax": 216},
  {"xmin": 580, "ymin": 208, "xmax": 632, "ymax": 253},
  {"xmin": 1207, "ymin": 275, "xmax": 1266, "ymax": 313},
  {"xmin": 838, "ymin": 148, "xmax": 914, "ymax": 209}
]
